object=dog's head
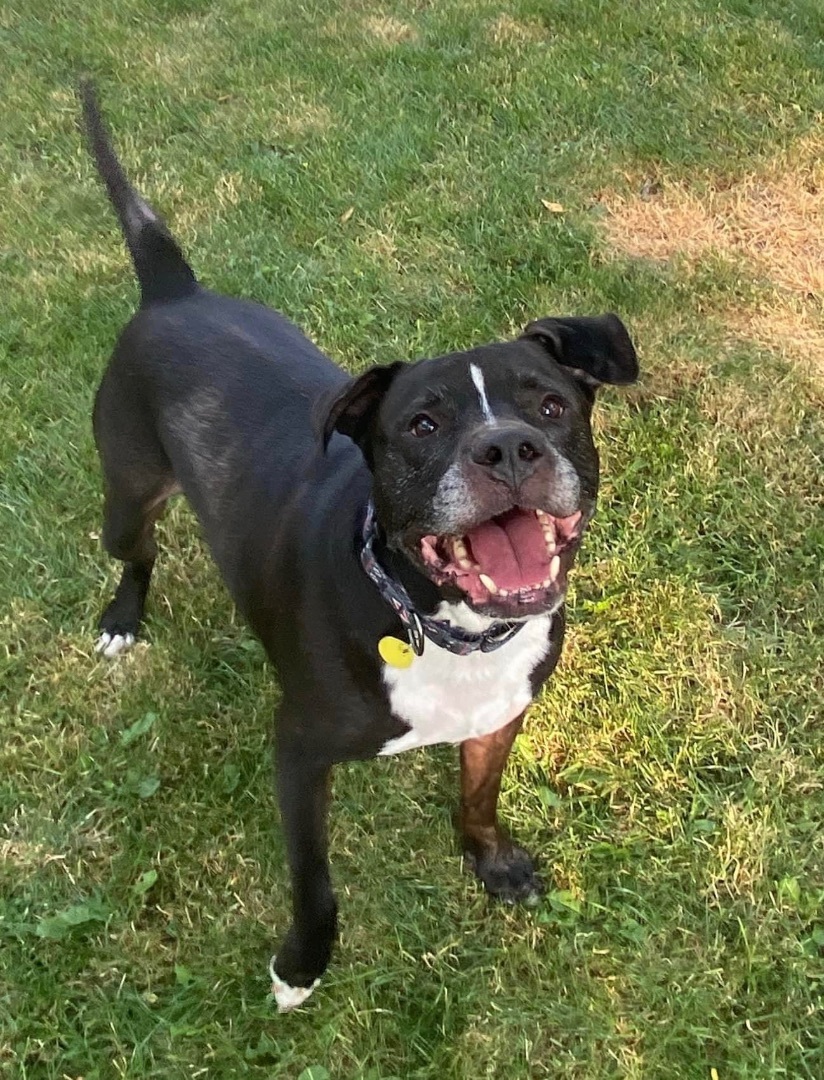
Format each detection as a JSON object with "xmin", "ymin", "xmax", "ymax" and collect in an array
[{"xmin": 321, "ymin": 314, "xmax": 638, "ymax": 619}]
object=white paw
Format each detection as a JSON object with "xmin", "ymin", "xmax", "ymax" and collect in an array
[
  {"xmin": 95, "ymin": 631, "xmax": 135, "ymax": 659},
  {"xmin": 269, "ymin": 956, "xmax": 319, "ymax": 1013}
]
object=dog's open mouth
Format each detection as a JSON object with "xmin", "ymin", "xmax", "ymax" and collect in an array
[{"xmin": 420, "ymin": 507, "xmax": 583, "ymax": 610}]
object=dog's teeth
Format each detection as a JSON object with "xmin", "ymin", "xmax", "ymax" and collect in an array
[
  {"xmin": 453, "ymin": 538, "xmax": 469, "ymax": 560},
  {"xmin": 458, "ymin": 558, "xmax": 474, "ymax": 571},
  {"xmin": 498, "ymin": 588, "xmax": 510, "ymax": 597},
  {"xmin": 548, "ymin": 555, "xmax": 561, "ymax": 582},
  {"xmin": 541, "ymin": 577, "xmax": 551, "ymax": 588},
  {"xmin": 479, "ymin": 574, "xmax": 498, "ymax": 594},
  {"xmin": 535, "ymin": 509, "xmax": 550, "ymax": 524}
]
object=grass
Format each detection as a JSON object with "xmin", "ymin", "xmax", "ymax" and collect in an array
[{"xmin": 1, "ymin": 0, "xmax": 823, "ymax": 1076}]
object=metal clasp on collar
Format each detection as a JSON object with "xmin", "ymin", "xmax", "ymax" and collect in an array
[{"xmin": 478, "ymin": 621, "xmax": 523, "ymax": 652}]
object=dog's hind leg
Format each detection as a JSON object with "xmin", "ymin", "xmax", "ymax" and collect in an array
[
  {"xmin": 269, "ymin": 732, "xmax": 337, "ymax": 1012},
  {"xmin": 95, "ymin": 484, "xmax": 174, "ymax": 657},
  {"xmin": 94, "ymin": 373, "xmax": 178, "ymax": 657}
]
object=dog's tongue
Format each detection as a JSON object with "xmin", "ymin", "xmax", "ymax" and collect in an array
[{"xmin": 465, "ymin": 509, "xmax": 549, "ymax": 590}]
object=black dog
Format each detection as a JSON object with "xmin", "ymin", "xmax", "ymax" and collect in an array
[{"xmin": 80, "ymin": 85, "xmax": 638, "ymax": 1010}]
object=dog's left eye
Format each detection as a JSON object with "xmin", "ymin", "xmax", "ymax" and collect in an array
[
  {"xmin": 409, "ymin": 413, "xmax": 439, "ymax": 437},
  {"xmin": 540, "ymin": 395, "xmax": 565, "ymax": 420}
]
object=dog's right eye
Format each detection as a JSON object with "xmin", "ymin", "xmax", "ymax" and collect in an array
[
  {"xmin": 409, "ymin": 413, "xmax": 439, "ymax": 437},
  {"xmin": 540, "ymin": 394, "xmax": 566, "ymax": 420}
]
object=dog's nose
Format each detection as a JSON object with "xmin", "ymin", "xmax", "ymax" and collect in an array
[{"xmin": 469, "ymin": 425, "xmax": 544, "ymax": 487}]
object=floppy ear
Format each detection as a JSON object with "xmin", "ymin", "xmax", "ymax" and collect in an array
[
  {"xmin": 521, "ymin": 313, "xmax": 639, "ymax": 388},
  {"xmin": 319, "ymin": 361, "xmax": 405, "ymax": 452}
]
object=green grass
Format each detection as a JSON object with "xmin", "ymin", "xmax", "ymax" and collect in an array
[{"xmin": 2, "ymin": 0, "xmax": 823, "ymax": 1076}]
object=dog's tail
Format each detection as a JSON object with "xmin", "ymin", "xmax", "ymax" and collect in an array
[{"xmin": 79, "ymin": 80, "xmax": 198, "ymax": 306}]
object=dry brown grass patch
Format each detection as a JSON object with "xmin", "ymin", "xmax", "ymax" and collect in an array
[
  {"xmin": 358, "ymin": 228, "xmax": 401, "ymax": 268},
  {"xmin": 602, "ymin": 134, "xmax": 824, "ymax": 297},
  {"xmin": 703, "ymin": 801, "xmax": 775, "ymax": 903},
  {"xmin": 601, "ymin": 133, "xmax": 824, "ymax": 377},
  {"xmin": 0, "ymin": 806, "xmax": 114, "ymax": 882},
  {"xmin": 726, "ymin": 299, "xmax": 824, "ymax": 373},
  {"xmin": 136, "ymin": 16, "xmax": 220, "ymax": 82},
  {"xmin": 364, "ymin": 15, "xmax": 417, "ymax": 44},
  {"xmin": 212, "ymin": 170, "xmax": 262, "ymax": 212},
  {"xmin": 203, "ymin": 94, "xmax": 333, "ymax": 144},
  {"xmin": 487, "ymin": 14, "xmax": 546, "ymax": 45}
]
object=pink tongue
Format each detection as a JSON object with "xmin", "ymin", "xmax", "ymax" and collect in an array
[{"xmin": 466, "ymin": 510, "xmax": 550, "ymax": 590}]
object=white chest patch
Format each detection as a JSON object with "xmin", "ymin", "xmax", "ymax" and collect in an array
[{"xmin": 379, "ymin": 603, "xmax": 551, "ymax": 755}]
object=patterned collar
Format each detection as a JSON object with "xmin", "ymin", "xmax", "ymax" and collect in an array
[{"xmin": 358, "ymin": 500, "xmax": 525, "ymax": 657}]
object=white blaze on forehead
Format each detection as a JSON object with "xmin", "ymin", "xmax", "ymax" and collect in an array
[{"xmin": 469, "ymin": 363, "xmax": 495, "ymax": 423}]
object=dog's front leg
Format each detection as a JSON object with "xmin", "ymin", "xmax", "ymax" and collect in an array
[
  {"xmin": 459, "ymin": 712, "xmax": 544, "ymax": 905},
  {"xmin": 270, "ymin": 741, "xmax": 337, "ymax": 1012}
]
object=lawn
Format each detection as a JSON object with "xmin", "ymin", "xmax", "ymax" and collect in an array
[{"xmin": 1, "ymin": 0, "xmax": 823, "ymax": 1076}]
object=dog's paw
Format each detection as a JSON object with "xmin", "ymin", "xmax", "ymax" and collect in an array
[
  {"xmin": 465, "ymin": 844, "xmax": 544, "ymax": 906},
  {"xmin": 95, "ymin": 631, "xmax": 135, "ymax": 659},
  {"xmin": 269, "ymin": 955, "xmax": 319, "ymax": 1013}
]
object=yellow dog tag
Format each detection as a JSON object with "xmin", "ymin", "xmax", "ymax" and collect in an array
[{"xmin": 379, "ymin": 636, "xmax": 415, "ymax": 669}]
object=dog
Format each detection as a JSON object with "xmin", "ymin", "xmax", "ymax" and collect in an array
[{"xmin": 79, "ymin": 83, "xmax": 638, "ymax": 1011}]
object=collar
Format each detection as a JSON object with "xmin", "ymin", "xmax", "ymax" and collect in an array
[{"xmin": 358, "ymin": 500, "xmax": 525, "ymax": 657}]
